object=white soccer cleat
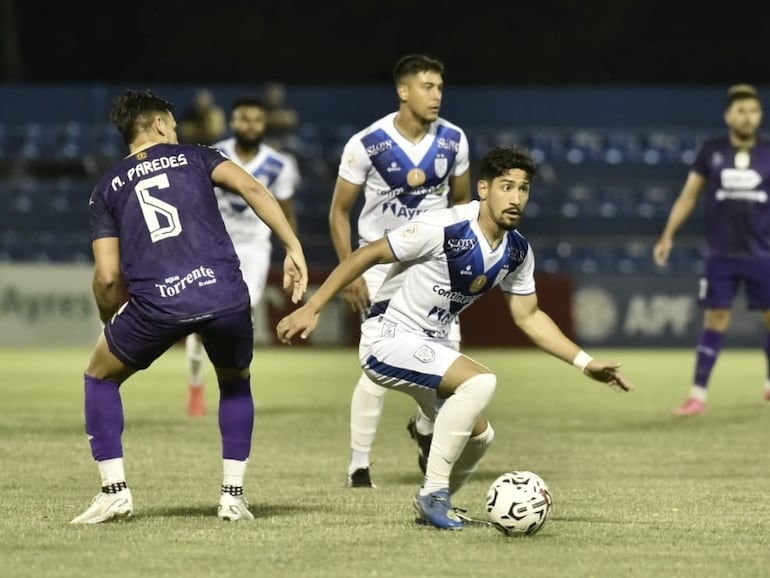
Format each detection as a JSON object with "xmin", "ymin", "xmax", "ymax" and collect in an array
[
  {"xmin": 70, "ymin": 488, "xmax": 133, "ymax": 524},
  {"xmin": 217, "ymin": 493, "xmax": 255, "ymax": 521}
]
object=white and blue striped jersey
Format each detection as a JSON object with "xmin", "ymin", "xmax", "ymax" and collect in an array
[
  {"xmin": 338, "ymin": 111, "xmax": 470, "ymax": 248},
  {"xmin": 363, "ymin": 201, "xmax": 535, "ymax": 339},
  {"xmin": 213, "ymin": 137, "xmax": 300, "ymax": 245}
]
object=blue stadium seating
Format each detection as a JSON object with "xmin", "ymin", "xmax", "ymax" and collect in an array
[{"xmin": 0, "ymin": 122, "xmax": 714, "ymax": 273}]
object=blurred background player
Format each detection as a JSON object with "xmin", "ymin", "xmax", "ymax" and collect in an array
[
  {"xmin": 328, "ymin": 54, "xmax": 472, "ymax": 487},
  {"xmin": 653, "ymin": 84, "xmax": 770, "ymax": 415},
  {"xmin": 278, "ymin": 145, "xmax": 634, "ymax": 530},
  {"xmin": 185, "ymin": 96, "xmax": 301, "ymax": 416},
  {"xmin": 178, "ymin": 88, "xmax": 227, "ymax": 146},
  {"xmin": 71, "ymin": 89, "xmax": 307, "ymax": 524}
]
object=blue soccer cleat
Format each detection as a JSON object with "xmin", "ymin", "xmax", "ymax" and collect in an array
[{"xmin": 413, "ymin": 489, "xmax": 464, "ymax": 530}]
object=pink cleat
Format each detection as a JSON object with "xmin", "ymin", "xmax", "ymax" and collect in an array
[
  {"xmin": 764, "ymin": 388, "xmax": 770, "ymax": 402},
  {"xmin": 674, "ymin": 397, "xmax": 706, "ymax": 416}
]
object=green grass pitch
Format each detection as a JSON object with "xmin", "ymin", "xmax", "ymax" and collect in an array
[{"xmin": 1, "ymin": 345, "xmax": 769, "ymax": 578}]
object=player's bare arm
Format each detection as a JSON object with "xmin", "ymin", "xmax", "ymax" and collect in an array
[
  {"xmin": 507, "ymin": 292, "xmax": 634, "ymax": 392},
  {"xmin": 278, "ymin": 197, "xmax": 299, "ymax": 234},
  {"xmin": 91, "ymin": 237, "xmax": 125, "ymax": 323},
  {"xmin": 277, "ymin": 238, "xmax": 397, "ymax": 344},
  {"xmin": 449, "ymin": 170, "xmax": 472, "ymax": 205},
  {"xmin": 212, "ymin": 159, "xmax": 307, "ymax": 302},
  {"xmin": 653, "ymin": 171, "xmax": 706, "ymax": 266},
  {"xmin": 329, "ymin": 176, "xmax": 371, "ymax": 314}
]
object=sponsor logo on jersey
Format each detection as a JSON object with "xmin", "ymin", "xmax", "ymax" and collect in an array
[
  {"xmin": 436, "ymin": 137, "xmax": 460, "ymax": 153},
  {"xmin": 365, "ymin": 140, "xmax": 394, "ymax": 156},
  {"xmin": 432, "ymin": 285, "xmax": 477, "ymax": 304},
  {"xmin": 155, "ymin": 265, "xmax": 217, "ymax": 297},
  {"xmin": 447, "ymin": 238, "xmax": 477, "ymax": 251}
]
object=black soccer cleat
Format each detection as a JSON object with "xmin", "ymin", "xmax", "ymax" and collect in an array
[
  {"xmin": 347, "ymin": 467, "xmax": 376, "ymax": 488},
  {"xmin": 406, "ymin": 415, "xmax": 433, "ymax": 475}
]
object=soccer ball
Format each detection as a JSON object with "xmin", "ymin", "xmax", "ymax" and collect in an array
[{"xmin": 485, "ymin": 470, "xmax": 553, "ymax": 536}]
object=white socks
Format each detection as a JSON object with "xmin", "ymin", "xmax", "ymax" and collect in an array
[
  {"xmin": 98, "ymin": 457, "xmax": 126, "ymax": 486},
  {"xmin": 223, "ymin": 458, "xmax": 247, "ymax": 488},
  {"xmin": 421, "ymin": 373, "xmax": 496, "ymax": 495},
  {"xmin": 413, "ymin": 406, "xmax": 434, "ymax": 436},
  {"xmin": 185, "ymin": 333, "xmax": 206, "ymax": 387},
  {"xmin": 689, "ymin": 385, "xmax": 707, "ymax": 402},
  {"xmin": 449, "ymin": 423, "xmax": 495, "ymax": 495},
  {"xmin": 349, "ymin": 372, "xmax": 387, "ymax": 467}
]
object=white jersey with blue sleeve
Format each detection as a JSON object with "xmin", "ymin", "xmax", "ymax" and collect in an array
[
  {"xmin": 337, "ymin": 112, "xmax": 470, "ymax": 248},
  {"xmin": 362, "ymin": 201, "xmax": 534, "ymax": 340}
]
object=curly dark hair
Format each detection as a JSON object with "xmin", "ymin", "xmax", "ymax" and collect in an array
[
  {"xmin": 109, "ymin": 89, "xmax": 175, "ymax": 144},
  {"xmin": 478, "ymin": 145, "xmax": 537, "ymax": 182}
]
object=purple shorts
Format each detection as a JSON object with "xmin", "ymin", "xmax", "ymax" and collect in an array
[
  {"xmin": 699, "ymin": 257, "xmax": 770, "ymax": 310},
  {"xmin": 105, "ymin": 301, "xmax": 254, "ymax": 370}
]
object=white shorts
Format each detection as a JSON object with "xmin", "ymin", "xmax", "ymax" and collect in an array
[
  {"xmin": 359, "ymin": 321, "xmax": 461, "ymax": 419},
  {"xmin": 363, "ymin": 264, "xmax": 462, "ymax": 348},
  {"xmin": 233, "ymin": 240, "xmax": 272, "ymax": 308}
]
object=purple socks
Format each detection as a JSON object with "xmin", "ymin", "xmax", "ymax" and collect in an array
[
  {"xmin": 218, "ymin": 378, "xmax": 254, "ymax": 461},
  {"xmin": 693, "ymin": 329, "xmax": 724, "ymax": 388},
  {"xmin": 84, "ymin": 374, "xmax": 124, "ymax": 460},
  {"xmin": 83, "ymin": 374, "xmax": 253, "ymax": 462}
]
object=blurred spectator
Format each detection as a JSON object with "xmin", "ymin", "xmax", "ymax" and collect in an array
[
  {"xmin": 262, "ymin": 81, "xmax": 301, "ymax": 153},
  {"xmin": 178, "ymin": 88, "xmax": 227, "ymax": 145}
]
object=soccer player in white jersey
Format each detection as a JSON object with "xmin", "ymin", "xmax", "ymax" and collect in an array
[
  {"xmin": 329, "ymin": 54, "xmax": 472, "ymax": 487},
  {"xmin": 185, "ymin": 96, "xmax": 300, "ymax": 416},
  {"xmin": 278, "ymin": 145, "xmax": 634, "ymax": 530}
]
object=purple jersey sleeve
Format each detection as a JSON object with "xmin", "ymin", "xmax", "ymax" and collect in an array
[{"xmin": 89, "ymin": 183, "xmax": 119, "ymax": 240}]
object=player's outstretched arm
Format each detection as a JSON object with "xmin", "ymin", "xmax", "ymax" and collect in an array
[
  {"xmin": 582, "ymin": 360, "xmax": 634, "ymax": 392},
  {"xmin": 276, "ymin": 238, "xmax": 396, "ymax": 344},
  {"xmin": 507, "ymin": 292, "xmax": 634, "ymax": 393}
]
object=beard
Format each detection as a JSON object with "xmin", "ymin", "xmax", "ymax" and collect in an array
[{"xmin": 234, "ymin": 133, "xmax": 262, "ymax": 149}]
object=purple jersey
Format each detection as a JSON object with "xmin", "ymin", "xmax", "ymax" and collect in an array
[
  {"xmin": 89, "ymin": 143, "xmax": 250, "ymax": 323},
  {"xmin": 693, "ymin": 135, "xmax": 770, "ymax": 258}
]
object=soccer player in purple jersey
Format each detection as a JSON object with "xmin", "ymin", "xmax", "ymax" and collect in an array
[
  {"xmin": 654, "ymin": 84, "xmax": 770, "ymax": 416},
  {"xmin": 277, "ymin": 146, "xmax": 633, "ymax": 530},
  {"xmin": 70, "ymin": 89, "xmax": 307, "ymax": 524}
]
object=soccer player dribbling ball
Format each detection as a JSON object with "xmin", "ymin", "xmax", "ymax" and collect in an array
[{"xmin": 278, "ymin": 145, "xmax": 633, "ymax": 530}]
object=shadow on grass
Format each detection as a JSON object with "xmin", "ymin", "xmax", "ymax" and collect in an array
[{"xmin": 144, "ymin": 503, "xmax": 315, "ymax": 519}]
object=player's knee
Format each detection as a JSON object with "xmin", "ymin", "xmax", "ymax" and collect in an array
[
  {"xmin": 358, "ymin": 371, "xmax": 387, "ymax": 396},
  {"xmin": 459, "ymin": 373, "xmax": 496, "ymax": 395},
  {"xmin": 455, "ymin": 373, "xmax": 497, "ymax": 410}
]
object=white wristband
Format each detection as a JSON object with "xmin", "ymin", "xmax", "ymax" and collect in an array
[{"xmin": 572, "ymin": 350, "xmax": 593, "ymax": 372}]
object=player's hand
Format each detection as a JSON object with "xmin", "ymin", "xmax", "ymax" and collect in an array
[
  {"xmin": 583, "ymin": 361, "xmax": 634, "ymax": 392},
  {"xmin": 276, "ymin": 305, "xmax": 319, "ymax": 344},
  {"xmin": 342, "ymin": 276, "xmax": 370, "ymax": 316},
  {"xmin": 652, "ymin": 237, "xmax": 672, "ymax": 267},
  {"xmin": 283, "ymin": 249, "xmax": 308, "ymax": 304}
]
